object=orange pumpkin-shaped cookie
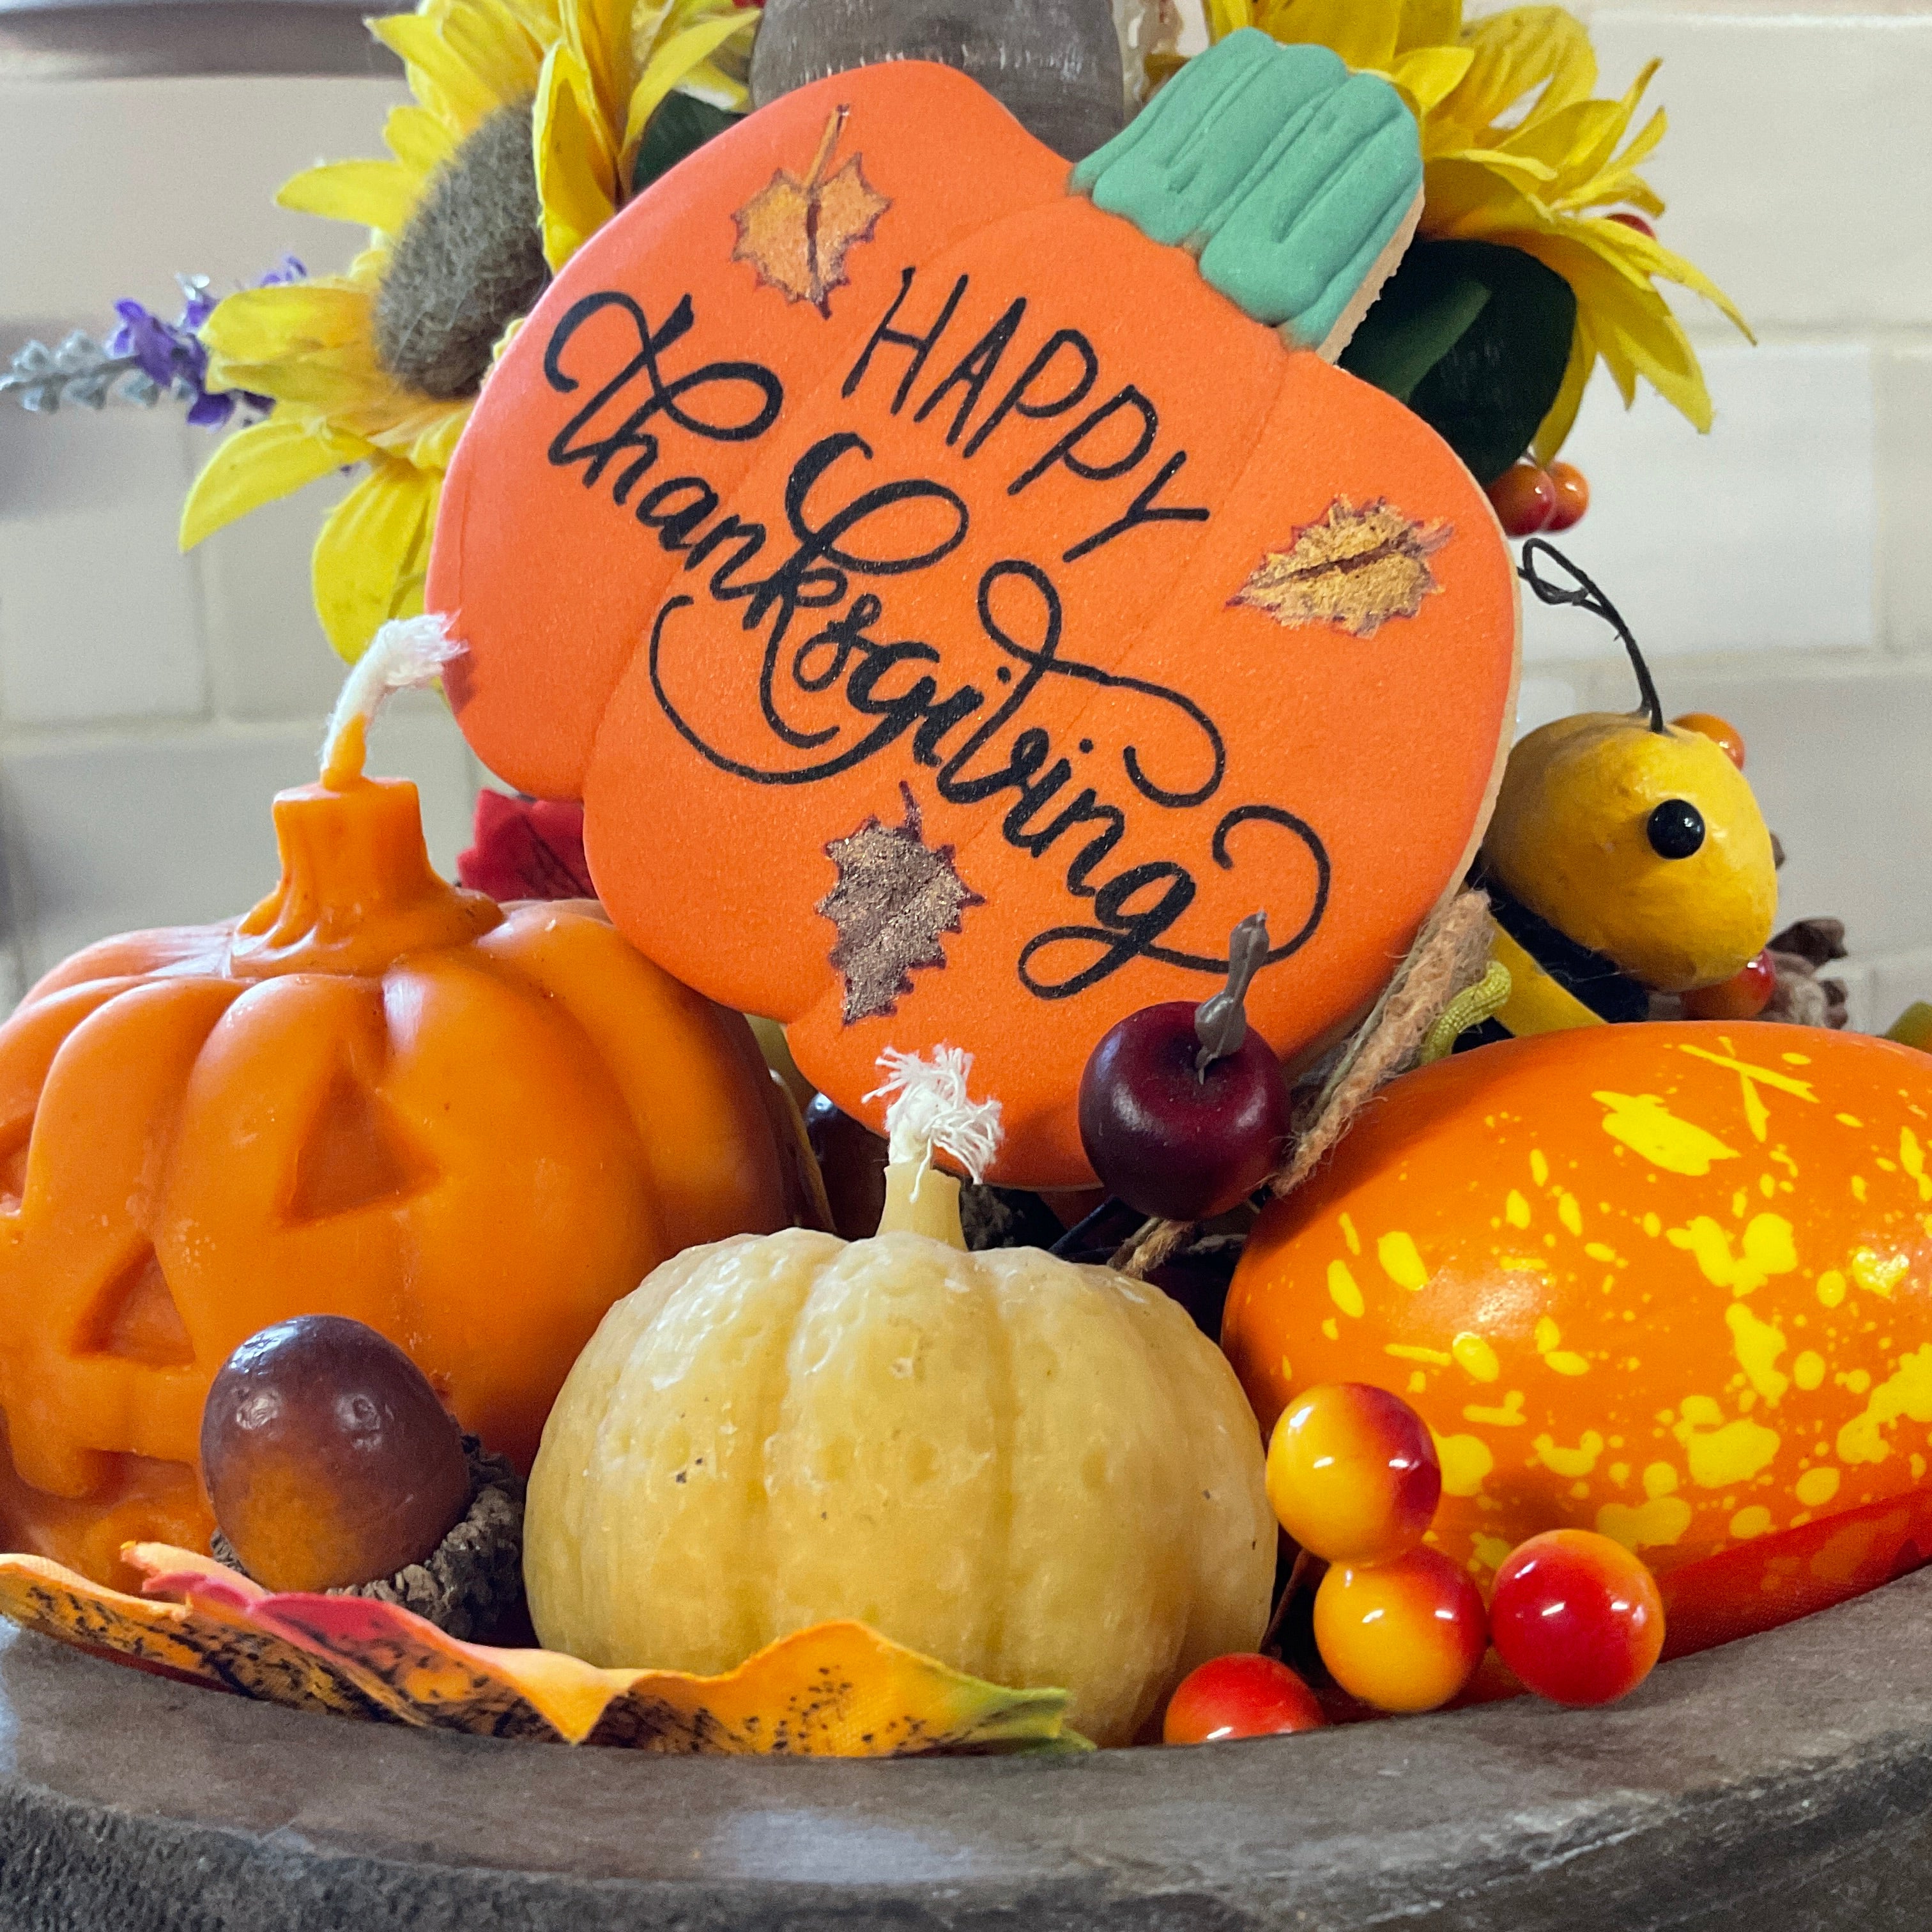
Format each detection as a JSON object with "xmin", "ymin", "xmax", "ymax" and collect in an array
[
  {"xmin": 431, "ymin": 35, "xmax": 1520, "ymax": 1184},
  {"xmin": 1223, "ymin": 1023, "xmax": 1932, "ymax": 1653},
  {"xmin": 0, "ymin": 629, "xmax": 820, "ymax": 1588}
]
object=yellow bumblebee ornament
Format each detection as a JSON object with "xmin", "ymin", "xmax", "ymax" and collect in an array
[{"xmin": 1459, "ymin": 542, "xmax": 1777, "ymax": 1049}]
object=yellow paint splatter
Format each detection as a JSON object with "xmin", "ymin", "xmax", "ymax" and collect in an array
[
  {"xmin": 1795, "ymin": 1466, "xmax": 1841, "ymax": 1508},
  {"xmin": 1529, "ymin": 1149, "xmax": 1549, "ymax": 1188},
  {"xmin": 1818, "ymin": 1270, "xmax": 1847, "ymax": 1310},
  {"xmin": 1558, "ymin": 1192, "xmax": 1583, "ymax": 1237},
  {"xmin": 1839, "ymin": 1368, "xmax": 1872, "ymax": 1396},
  {"xmin": 1759, "ymin": 1174, "xmax": 1777, "ymax": 1199},
  {"xmin": 1595, "ymin": 1091, "xmax": 1739, "ymax": 1176},
  {"xmin": 1793, "ymin": 1351, "xmax": 1825, "ymax": 1392},
  {"xmin": 1504, "ymin": 1190, "xmax": 1531, "ymax": 1230},
  {"xmin": 1585, "ymin": 1242, "xmax": 1621, "ymax": 1266},
  {"xmin": 1431, "ymin": 1430, "xmax": 1494, "ymax": 1498},
  {"xmin": 1903, "ymin": 1128, "xmax": 1932, "ymax": 1202},
  {"xmin": 1837, "ymin": 1346, "xmax": 1932, "ymax": 1466},
  {"xmin": 1452, "ymin": 1332, "xmax": 1499, "ymax": 1383},
  {"xmin": 1729, "ymin": 1506, "xmax": 1772, "ymax": 1540},
  {"xmin": 1643, "ymin": 1212, "xmax": 1662, "ymax": 1239},
  {"xmin": 1782, "ymin": 1052, "xmax": 1812, "ymax": 1066},
  {"xmin": 1850, "ymin": 1248, "xmax": 1910, "ymax": 1300},
  {"xmin": 1853, "ymin": 1176, "xmax": 1869, "ymax": 1203},
  {"xmin": 1643, "ymin": 1462, "xmax": 1679, "ymax": 1498},
  {"xmin": 1471, "ymin": 1533, "xmax": 1514, "ymax": 1574},
  {"xmin": 1666, "ymin": 1213, "xmax": 1797, "ymax": 1296},
  {"xmin": 1675, "ymin": 1044, "xmax": 1818, "ymax": 1143},
  {"xmin": 1386, "ymin": 1342, "xmax": 1452, "ymax": 1367},
  {"xmin": 1672, "ymin": 1395, "xmax": 1779, "ymax": 1489},
  {"xmin": 1328, "ymin": 1259, "xmax": 1364, "ymax": 1319},
  {"xmin": 1407, "ymin": 1370, "xmax": 1427, "ymax": 1395},
  {"xmin": 1499, "ymin": 1255, "xmax": 1548, "ymax": 1273},
  {"xmin": 1464, "ymin": 1390, "xmax": 1527, "ymax": 1428},
  {"xmin": 1338, "ymin": 1211, "xmax": 1361, "ymax": 1257},
  {"xmin": 1837, "ymin": 1114, "xmax": 1864, "ymax": 1129},
  {"xmin": 1609, "ymin": 1462, "xmax": 1631, "ymax": 1486},
  {"xmin": 1725, "ymin": 1302, "xmax": 1790, "ymax": 1405},
  {"xmin": 1597, "ymin": 1493, "xmax": 1693, "ymax": 1551},
  {"xmin": 1533, "ymin": 1430, "xmax": 1605, "ymax": 1478},
  {"xmin": 1321, "ymin": 1317, "xmax": 1339, "ymax": 1342},
  {"xmin": 1377, "ymin": 1231, "xmax": 1428, "ymax": 1292}
]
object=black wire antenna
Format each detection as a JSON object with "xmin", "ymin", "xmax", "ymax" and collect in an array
[{"xmin": 1517, "ymin": 537, "xmax": 1665, "ymax": 734}]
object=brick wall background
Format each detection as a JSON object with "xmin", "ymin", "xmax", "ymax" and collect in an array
[{"xmin": 0, "ymin": 1, "xmax": 1924, "ymax": 1022}]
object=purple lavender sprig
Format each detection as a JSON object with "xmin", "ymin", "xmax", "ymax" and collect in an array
[{"xmin": 1, "ymin": 257, "xmax": 303, "ymax": 424}]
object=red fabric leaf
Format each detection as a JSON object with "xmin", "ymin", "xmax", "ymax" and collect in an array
[{"xmin": 457, "ymin": 790, "xmax": 595, "ymax": 903}]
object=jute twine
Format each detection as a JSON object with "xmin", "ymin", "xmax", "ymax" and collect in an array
[{"xmin": 1111, "ymin": 889, "xmax": 1495, "ymax": 1280}]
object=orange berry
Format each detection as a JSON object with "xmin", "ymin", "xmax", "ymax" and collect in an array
[
  {"xmin": 1682, "ymin": 949, "xmax": 1777, "ymax": 1021},
  {"xmin": 1313, "ymin": 1547, "xmax": 1488, "ymax": 1713},
  {"xmin": 1490, "ymin": 1529, "xmax": 1664, "ymax": 1706},
  {"xmin": 1545, "ymin": 461, "xmax": 1589, "ymax": 532},
  {"xmin": 1671, "ymin": 712, "xmax": 1746, "ymax": 769},
  {"xmin": 1265, "ymin": 1382, "xmax": 1440, "ymax": 1565},
  {"xmin": 1163, "ymin": 1653, "xmax": 1325, "ymax": 1744},
  {"xmin": 1485, "ymin": 463, "xmax": 1556, "ymax": 538}
]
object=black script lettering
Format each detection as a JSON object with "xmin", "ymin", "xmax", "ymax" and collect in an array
[
  {"xmin": 634, "ymin": 475, "xmax": 720, "ymax": 549},
  {"xmin": 960, "ymin": 328, "xmax": 1098, "ymax": 459},
  {"xmin": 1010, "ymin": 384, "xmax": 1157, "ymax": 496},
  {"xmin": 842, "ymin": 268, "xmax": 969, "ymax": 414},
  {"xmin": 914, "ymin": 298, "xmax": 1027, "ymax": 446},
  {"xmin": 544, "ymin": 291, "xmax": 783, "ymax": 493},
  {"xmin": 1062, "ymin": 448, "xmax": 1210, "ymax": 564}
]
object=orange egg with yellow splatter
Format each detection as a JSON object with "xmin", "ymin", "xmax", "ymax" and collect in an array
[{"xmin": 1223, "ymin": 1023, "xmax": 1932, "ymax": 1655}]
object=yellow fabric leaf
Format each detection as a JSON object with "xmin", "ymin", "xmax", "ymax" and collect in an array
[
  {"xmin": 535, "ymin": 40, "xmax": 618, "ymax": 273},
  {"xmin": 619, "ymin": 9, "xmax": 760, "ymax": 158},
  {"xmin": 276, "ymin": 160, "xmax": 420, "ymax": 233},
  {"xmin": 179, "ymin": 414, "xmax": 368, "ymax": 551},
  {"xmin": 2, "ymin": 1545, "xmax": 1084, "ymax": 1758},
  {"xmin": 312, "ymin": 460, "xmax": 438, "ymax": 662}
]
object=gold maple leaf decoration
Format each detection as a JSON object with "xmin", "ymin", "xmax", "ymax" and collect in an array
[
  {"xmin": 818, "ymin": 784, "xmax": 983, "ymax": 1025},
  {"xmin": 731, "ymin": 105, "xmax": 891, "ymax": 318},
  {"xmin": 1232, "ymin": 497, "xmax": 1453, "ymax": 640}
]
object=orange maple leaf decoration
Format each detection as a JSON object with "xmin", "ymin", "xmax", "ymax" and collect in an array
[
  {"xmin": 731, "ymin": 105, "xmax": 891, "ymax": 318},
  {"xmin": 818, "ymin": 784, "xmax": 982, "ymax": 1024},
  {"xmin": 1232, "ymin": 497, "xmax": 1453, "ymax": 640}
]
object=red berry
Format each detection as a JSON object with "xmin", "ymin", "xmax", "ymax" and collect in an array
[
  {"xmin": 1682, "ymin": 949, "xmax": 1777, "ymax": 1022},
  {"xmin": 1266, "ymin": 1383, "xmax": 1440, "ymax": 1565},
  {"xmin": 1313, "ymin": 1547, "xmax": 1487, "ymax": 1713},
  {"xmin": 1486, "ymin": 463, "xmax": 1557, "ymax": 537},
  {"xmin": 1079, "ymin": 1004, "xmax": 1289, "ymax": 1221},
  {"xmin": 1671, "ymin": 711, "xmax": 1747, "ymax": 770},
  {"xmin": 1608, "ymin": 211, "xmax": 1656, "ymax": 238},
  {"xmin": 1489, "ymin": 1529, "xmax": 1665, "ymax": 1707},
  {"xmin": 1163, "ymin": 1653, "xmax": 1325, "ymax": 1744},
  {"xmin": 201, "ymin": 1315, "xmax": 470, "ymax": 1593},
  {"xmin": 1545, "ymin": 461, "xmax": 1590, "ymax": 532}
]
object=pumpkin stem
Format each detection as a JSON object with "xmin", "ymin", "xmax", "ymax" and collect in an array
[
  {"xmin": 319, "ymin": 615, "xmax": 467, "ymax": 790},
  {"xmin": 1193, "ymin": 911, "xmax": 1269, "ymax": 1078},
  {"xmin": 865, "ymin": 1047, "xmax": 1002, "ymax": 1248}
]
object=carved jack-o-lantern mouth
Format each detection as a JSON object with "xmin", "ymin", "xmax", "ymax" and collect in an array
[{"xmin": 0, "ymin": 758, "xmax": 820, "ymax": 1590}]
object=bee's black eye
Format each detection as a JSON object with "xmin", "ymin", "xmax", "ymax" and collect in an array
[{"xmin": 1647, "ymin": 799, "xmax": 1706, "ymax": 859}]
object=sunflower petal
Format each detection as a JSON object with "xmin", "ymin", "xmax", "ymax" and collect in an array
[
  {"xmin": 1530, "ymin": 316, "xmax": 1593, "ymax": 464},
  {"xmin": 371, "ymin": 11, "xmax": 515, "ymax": 135},
  {"xmin": 619, "ymin": 10, "xmax": 759, "ymax": 157},
  {"xmin": 277, "ymin": 160, "xmax": 420, "ymax": 233},
  {"xmin": 1439, "ymin": 7, "xmax": 1597, "ymax": 142},
  {"xmin": 384, "ymin": 102, "xmax": 460, "ymax": 177},
  {"xmin": 201, "ymin": 282, "xmax": 370, "ymax": 367},
  {"xmin": 1270, "ymin": 0, "xmax": 1399, "ymax": 73},
  {"xmin": 535, "ymin": 40, "xmax": 618, "ymax": 273},
  {"xmin": 179, "ymin": 415, "xmax": 369, "ymax": 551},
  {"xmin": 1392, "ymin": 45, "xmax": 1474, "ymax": 117},
  {"xmin": 312, "ymin": 461, "xmax": 439, "ymax": 663},
  {"xmin": 1397, "ymin": 0, "xmax": 1461, "ymax": 54},
  {"xmin": 1204, "ymin": 0, "xmax": 1254, "ymax": 38}
]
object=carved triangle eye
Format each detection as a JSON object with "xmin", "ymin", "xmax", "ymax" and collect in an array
[
  {"xmin": 80, "ymin": 1248, "xmax": 195, "ymax": 1368},
  {"xmin": 289, "ymin": 1072, "xmax": 433, "ymax": 1223}
]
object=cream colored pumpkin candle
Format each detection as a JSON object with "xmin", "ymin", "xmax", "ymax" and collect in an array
[{"xmin": 524, "ymin": 1049, "xmax": 1273, "ymax": 1746}]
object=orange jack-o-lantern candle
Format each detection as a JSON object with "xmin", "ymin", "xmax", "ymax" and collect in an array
[
  {"xmin": 0, "ymin": 622, "xmax": 822, "ymax": 1588},
  {"xmin": 429, "ymin": 35, "xmax": 1521, "ymax": 1186},
  {"xmin": 1223, "ymin": 1022, "xmax": 1932, "ymax": 1656}
]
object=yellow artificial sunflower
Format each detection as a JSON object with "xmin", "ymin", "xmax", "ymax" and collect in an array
[
  {"xmin": 180, "ymin": 0, "xmax": 760, "ymax": 662},
  {"xmin": 1183, "ymin": 0, "xmax": 1751, "ymax": 463}
]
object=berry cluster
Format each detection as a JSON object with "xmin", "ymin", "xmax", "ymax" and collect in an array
[
  {"xmin": 1163, "ymin": 1383, "xmax": 1667, "ymax": 1743},
  {"xmin": 1487, "ymin": 460, "xmax": 1590, "ymax": 539}
]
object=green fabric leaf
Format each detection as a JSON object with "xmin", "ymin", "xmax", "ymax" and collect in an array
[
  {"xmin": 1342, "ymin": 239, "xmax": 1577, "ymax": 485},
  {"xmin": 631, "ymin": 91, "xmax": 742, "ymax": 198}
]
